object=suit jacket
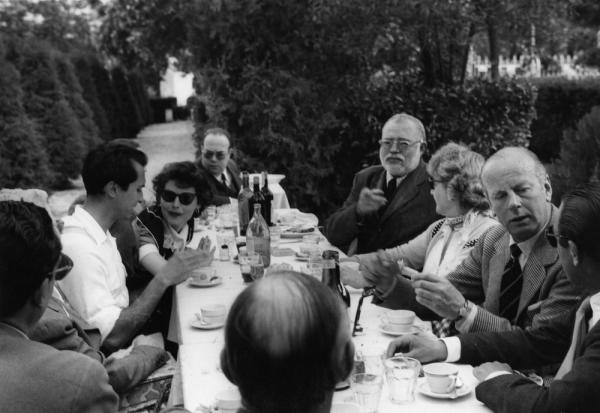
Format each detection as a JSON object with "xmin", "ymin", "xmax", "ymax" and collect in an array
[
  {"xmin": 378, "ymin": 209, "xmax": 580, "ymax": 333},
  {"xmin": 30, "ymin": 296, "xmax": 168, "ymax": 394},
  {"xmin": 0, "ymin": 323, "xmax": 118, "ymax": 413},
  {"xmin": 324, "ymin": 162, "xmax": 438, "ymax": 254},
  {"xmin": 458, "ymin": 303, "xmax": 600, "ymax": 413},
  {"xmin": 197, "ymin": 159, "xmax": 242, "ymax": 206}
]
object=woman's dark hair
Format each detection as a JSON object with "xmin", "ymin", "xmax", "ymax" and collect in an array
[
  {"xmin": 560, "ymin": 182, "xmax": 600, "ymax": 259},
  {"xmin": 221, "ymin": 271, "xmax": 354, "ymax": 413},
  {"xmin": 152, "ymin": 161, "xmax": 213, "ymax": 212}
]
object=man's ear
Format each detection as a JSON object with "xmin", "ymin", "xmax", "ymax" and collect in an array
[
  {"xmin": 544, "ymin": 174, "xmax": 552, "ymax": 202},
  {"xmin": 568, "ymin": 240, "xmax": 580, "ymax": 267},
  {"xmin": 104, "ymin": 181, "xmax": 118, "ymax": 199}
]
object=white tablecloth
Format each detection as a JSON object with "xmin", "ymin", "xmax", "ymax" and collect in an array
[{"xmin": 173, "ymin": 231, "xmax": 491, "ymax": 413}]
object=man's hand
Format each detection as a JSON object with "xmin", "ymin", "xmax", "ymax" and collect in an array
[
  {"xmin": 340, "ymin": 262, "xmax": 371, "ymax": 289},
  {"xmin": 194, "ymin": 236, "xmax": 216, "ymax": 267},
  {"xmin": 132, "ymin": 333, "xmax": 164, "ymax": 349},
  {"xmin": 411, "ymin": 273, "xmax": 465, "ymax": 319},
  {"xmin": 473, "ymin": 362, "xmax": 513, "ymax": 382},
  {"xmin": 158, "ymin": 240, "xmax": 216, "ymax": 286},
  {"xmin": 356, "ymin": 188, "xmax": 387, "ymax": 216},
  {"xmin": 385, "ymin": 334, "xmax": 448, "ymax": 363}
]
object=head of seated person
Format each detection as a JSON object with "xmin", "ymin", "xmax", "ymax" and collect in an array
[
  {"xmin": 221, "ymin": 271, "xmax": 355, "ymax": 413},
  {"xmin": 426, "ymin": 142, "xmax": 489, "ymax": 218},
  {"xmin": 0, "ymin": 200, "xmax": 69, "ymax": 331},
  {"xmin": 152, "ymin": 161, "xmax": 213, "ymax": 232},
  {"xmin": 481, "ymin": 147, "xmax": 552, "ymax": 243},
  {"xmin": 198, "ymin": 127, "xmax": 233, "ymax": 178},
  {"xmin": 380, "ymin": 113, "xmax": 427, "ymax": 178}
]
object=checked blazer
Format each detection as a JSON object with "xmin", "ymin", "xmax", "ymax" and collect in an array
[{"xmin": 377, "ymin": 206, "xmax": 580, "ymax": 333}]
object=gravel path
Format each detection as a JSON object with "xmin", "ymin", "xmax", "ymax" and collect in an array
[{"xmin": 48, "ymin": 120, "xmax": 196, "ymax": 218}]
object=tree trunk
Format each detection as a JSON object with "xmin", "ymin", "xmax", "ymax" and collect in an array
[
  {"xmin": 459, "ymin": 22, "xmax": 477, "ymax": 85},
  {"xmin": 486, "ymin": 14, "xmax": 499, "ymax": 80}
]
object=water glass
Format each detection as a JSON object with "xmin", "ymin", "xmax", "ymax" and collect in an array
[
  {"xmin": 250, "ymin": 255, "xmax": 265, "ymax": 281},
  {"xmin": 351, "ymin": 373, "xmax": 383, "ymax": 413},
  {"xmin": 270, "ymin": 226, "xmax": 282, "ymax": 248},
  {"xmin": 239, "ymin": 252, "xmax": 259, "ymax": 283},
  {"xmin": 383, "ymin": 356, "xmax": 421, "ymax": 404},
  {"xmin": 206, "ymin": 205, "xmax": 217, "ymax": 222},
  {"xmin": 306, "ymin": 255, "xmax": 324, "ymax": 281},
  {"xmin": 355, "ymin": 348, "xmax": 385, "ymax": 376}
]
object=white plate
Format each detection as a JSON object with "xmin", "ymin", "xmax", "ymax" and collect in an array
[
  {"xmin": 378, "ymin": 324, "xmax": 420, "ymax": 336},
  {"xmin": 295, "ymin": 253, "xmax": 309, "ymax": 261},
  {"xmin": 330, "ymin": 403, "xmax": 361, "ymax": 413},
  {"xmin": 191, "ymin": 319, "xmax": 225, "ymax": 330},
  {"xmin": 188, "ymin": 276, "xmax": 223, "ymax": 288},
  {"xmin": 418, "ymin": 381, "xmax": 472, "ymax": 399}
]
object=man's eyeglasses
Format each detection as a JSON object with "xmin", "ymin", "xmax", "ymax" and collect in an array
[
  {"xmin": 378, "ymin": 139, "xmax": 422, "ymax": 153},
  {"xmin": 427, "ymin": 176, "xmax": 443, "ymax": 190},
  {"xmin": 545, "ymin": 225, "xmax": 569, "ymax": 248},
  {"xmin": 161, "ymin": 189, "xmax": 197, "ymax": 206},
  {"xmin": 352, "ymin": 287, "xmax": 376, "ymax": 337},
  {"xmin": 49, "ymin": 253, "xmax": 73, "ymax": 281},
  {"xmin": 202, "ymin": 150, "xmax": 228, "ymax": 160}
]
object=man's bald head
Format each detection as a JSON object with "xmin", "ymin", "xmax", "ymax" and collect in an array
[
  {"xmin": 482, "ymin": 147, "xmax": 546, "ymax": 187},
  {"xmin": 221, "ymin": 272, "xmax": 354, "ymax": 413}
]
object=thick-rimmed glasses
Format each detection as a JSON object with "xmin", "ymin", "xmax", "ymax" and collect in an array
[
  {"xmin": 378, "ymin": 139, "xmax": 422, "ymax": 153},
  {"xmin": 202, "ymin": 150, "xmax": 227, "ymax": 160},
  {"xmin": 352, "ymin": 287, "xmax": 376, "ymax": 337},
  {"xmin": 49, "ymin": 253, "xmax": 73, "ymax": 280},
  {"xmin": 545, "ymin": 225, "xmax": 569, "ymax": 248}
]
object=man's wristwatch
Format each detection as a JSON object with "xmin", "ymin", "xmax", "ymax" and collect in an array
[{"xmin": 455, "ymin": 299, "xmax": 472, "ymax": 322}]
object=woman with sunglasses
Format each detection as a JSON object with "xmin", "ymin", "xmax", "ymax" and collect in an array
[
  {"xmin": 345, "ymin": 143, "xmax": 498, "ymax": 334},
  {"xmin": 133, "ymin": 161, "xmax": 215, "ymax": 339}
]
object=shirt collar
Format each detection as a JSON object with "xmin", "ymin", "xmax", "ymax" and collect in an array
[
  {"xmin": 0, "ymin": 321, "xmax": 29, "ymax": 339},
  {"xmin": 589, "ymin": 292, "xmax": 600, "ymax": 329},
  {"xmin": 508, "ymin": 211, "xmax": 551, "ymax": 258},
  {"xmin": 385, "ymin": 172, "xmax": 405, "ymax": 186},
  {"xmin": 71, "ymin": 205, "xmax": 109, "ymax": 244}
]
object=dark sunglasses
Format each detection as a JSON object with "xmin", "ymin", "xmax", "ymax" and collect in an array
[
  {"xmin": 202, "ymin": 150, "xmax": 227, "ymax": 160},
  {"xmin": 352, "ymin": 287, "xmax": 376, "ymax": 337},
  {"xmin": 161, "ymin": 189, "xmax": 197, "ymax": 206},
  {"xmin": 49, "ymin": 253, "xmax": 73, "ymax": 281},
  {"xmin": 427, "ymin": 176, "xmax": 443, "ymax": 190},
  {"xmin": 545, "ymin": 225, "xmax": 569, "ymax": 248}
]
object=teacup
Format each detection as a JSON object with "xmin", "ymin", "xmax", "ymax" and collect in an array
[
  {"xmin": 197, "ymin": 304, "xmax": 226, "ymax": 326},
  {"xmin": 423, "ymin": 363, "xmax": 460, "ymax": 394},
  {"xmin": 191, "ymin": 267, "xmax": 216, "ymax": 285},
  {"xmin": 382, "ymin": 310, "xmax": 415, "ymax": 333},
  {"xmin": 214, "ymin": 388, "xmax": 241, "ymax": 413}
]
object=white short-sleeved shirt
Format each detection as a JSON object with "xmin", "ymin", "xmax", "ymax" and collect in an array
[{"xmin": 58, "ymin": 206, "xmax": 129, "ymax": 341}]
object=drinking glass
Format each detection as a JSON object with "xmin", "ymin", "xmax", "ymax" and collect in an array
[
  {"xmin": 383, "ymin": 356, "xmax": 421, "ymax": 403},
  {"xmin": 270, "ymin": 225, "xmax": 282, "ymax": 248},
  {"xmin": 306, "ymin": 255, "xmax": 324, "ymax": 281},
  {"xmin": 238, "ymin": 252, "xmax": 257, "ymax": 283},
  {"xmin": 206, "ymin": 205, "xmax": 217, "ymax": 222},
  {"xmin": 250, "ymin": 254, "xmax": 265, "ymax": 281},
  {"xmin": 351, "ymin": 373, "xmax": 383, "ymax": 413}
]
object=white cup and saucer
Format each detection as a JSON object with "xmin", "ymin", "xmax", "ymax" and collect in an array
[
  {"xmin": 419, "ymin": 363, "xmax": 471, "ymax": 399},
  {"xmin": 189, "ymin": 267, "xmax": 222, "ymax": 288},
  {"xmin": 379, "ymin": 310, "xmax": 419, "ymax": 336},
  {"xmin": 210, "ymin": 388, "xmax": 242, "ymax": 413},
  {"xmin": 192, "ymin": 304, "xmax": 227, "ymax": 330}
]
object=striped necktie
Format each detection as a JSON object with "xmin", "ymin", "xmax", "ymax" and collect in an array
[{"xmin": 499, "ymin": 244, "xmax": 523, "ymax": 322}]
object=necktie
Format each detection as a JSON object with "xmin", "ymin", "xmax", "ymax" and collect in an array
[
  {"xmin": 221, "ymin": 174, "xmax": 228, "ymax": 189},
  {"xmin": 555, "ymin": 297, "xmax": 592, "ymax": 379},
  {"xmin": 499, "ymin": 244, "xmax": 523, "ymax": 322},
  {"xmin": 384, "ymin": 178, "xmax": 397, "ymax": 201}
]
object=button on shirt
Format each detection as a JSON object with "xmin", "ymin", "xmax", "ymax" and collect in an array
[{"xmin": 59, "ymin": 206, "xmax": 129, "ymax": 341}]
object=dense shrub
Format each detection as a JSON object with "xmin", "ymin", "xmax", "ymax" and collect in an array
[
  {"xmin": 549, "ymin": 106, "xmax": 600, "ymax": 202},
  {"xmin": 90, "ymin": 58, "xmax": 126, "ymax": 140},
  {"xmin": 72, "ymin": 53, "xmax": 112, "ymax": 142},
  {"xmin": 111, "ymin": 66, "xmax": 144, "ymax": 139},
  {"xmin": 7, "ymin": 39, "xmax": 85, "ymax": 188},
  {"xmin": 129, "ymin": 72, "xmax": 152, "ymax": 126},
  {"xmin": 54, "ymin": 51, "xmax": 101, "ymax": 153},
  {"xmin": 529, "ymin": 77, "xmax": 600, "ymax": 162},
  {"xmin": 0, "ymin": 40, "xmax": 50, "ymax": 188}
]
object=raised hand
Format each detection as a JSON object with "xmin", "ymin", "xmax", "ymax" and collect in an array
[
  {"xmin": 356, "ymin": 188, "xmax": 387, "ymax": 216},
  {"xmin": 385, "ymin": 334, "xmax": 448, "ymax": 363},
  {"xmin": 194, "ymin": 236, "xmax": 216, "ymax": 267},
  {"xmin": 412, "ymin": 273, "xmax": 465, "ymax": 320}
]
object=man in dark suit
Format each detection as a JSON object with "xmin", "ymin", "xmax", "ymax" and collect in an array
[
  {"xmin": 369, "ymin": 147, "xmax": 579, "ymax": 335},
  {"xmin": 325, "ymin": 113, "xmax": 438, "ymax": 254},
  {"xmin": 386, "ymin": 183, "xmax": 600, "ymax": 413},
  {"xmin": 196, "ymin": 127, "xmax": 242, "ymax": 206},
  {"xmin": 0, "ymin": 200, "xmax": 118, "ymax": 413}
]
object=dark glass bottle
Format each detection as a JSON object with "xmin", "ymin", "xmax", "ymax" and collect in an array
[
  {"xmin": 321, "ymin": 250, "xmax": 350, "ymax": 307},
  {"xmin": 248, "ymin": 176, "xmax": 265, "ymax": 222},
  {"xmin": 246, "ymin": 203, "xmax": 271, "ymax": 267},
  {"xmin": 260, "ymin": 171, "xmax": 274, "ymax": 226},
  {"xmin": 237, "ymin": 171, "xmax": 253, "ymax": 235}
]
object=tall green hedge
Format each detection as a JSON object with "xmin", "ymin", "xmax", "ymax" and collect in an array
[
  {"xmin": 529, "ymin": 78, "xmax": 600, "ymax": 162},
  {"xmin": 111, "ymin": 66, "xmax": 144, "ymax": 139},
  {"xmin": 0, "ymin": 40, "xmax": 50, "ymax": 188}
]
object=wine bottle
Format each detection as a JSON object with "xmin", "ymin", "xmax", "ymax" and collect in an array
[
  {"xmin": 237, "ymin": 171, "xmax": 253, "ymax": 235},
  {"xmin": 248, "ymin": 176, "xmax": 265, "ymax": 221},
  {"xmin": 321, "ymin": 250, "xmax": 350, "ymax": 307},
  {"xmin": 246, "ymin": 203, "xmax": 271, "ymax": 267},
  {"xmin": 260, "ymin": 171, "xmax": 274, "ymax": 226}
]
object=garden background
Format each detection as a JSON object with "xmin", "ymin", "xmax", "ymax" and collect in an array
[{"xmin": 3, "ymin": 0, "xmax": 600, "ymax": 221}]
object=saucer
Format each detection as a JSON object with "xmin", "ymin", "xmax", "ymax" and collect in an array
[
  {"xmin": 191, "ymin": 319, "xmax": 225, "ymax": 330},
  {"xmin": 189, "ymin": 276, "xmax": 223, "ymax": 288},
  {"xmin": 378, "ymin": 323, "xmax": 420, "ymax": 336},
  {"xmin": 418, "ymin": 381, "xmax": 472, "ymax": 399},
  {"xmin": 295, "ymin": 252, "xmax": 309, "ymax": 261},
  {"xmin": 330, "ymin": 403, "xmax": 361, "ymax": 413}
]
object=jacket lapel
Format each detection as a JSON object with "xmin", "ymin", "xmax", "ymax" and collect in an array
[
  {"xmin": 380, "ymin": 162, "xmax": 428, "ymax": 224},
  {"xmin": 486, "ymin": 231, "xmax": 511, "ymax": 314}
]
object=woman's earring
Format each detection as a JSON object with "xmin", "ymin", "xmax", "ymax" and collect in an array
[{"xmin": 194, "ymin": 208, "xmax": 201, "ymax": 217}]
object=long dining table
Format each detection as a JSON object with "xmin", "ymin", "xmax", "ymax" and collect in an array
[{"xmin": 172, "ymin": 226, "xmax": 492, "ymax": 413}]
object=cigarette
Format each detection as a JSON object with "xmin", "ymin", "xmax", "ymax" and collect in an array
[{"xmin": 398, "ymin": 266, "xmax": 419, "ymax": 281}]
